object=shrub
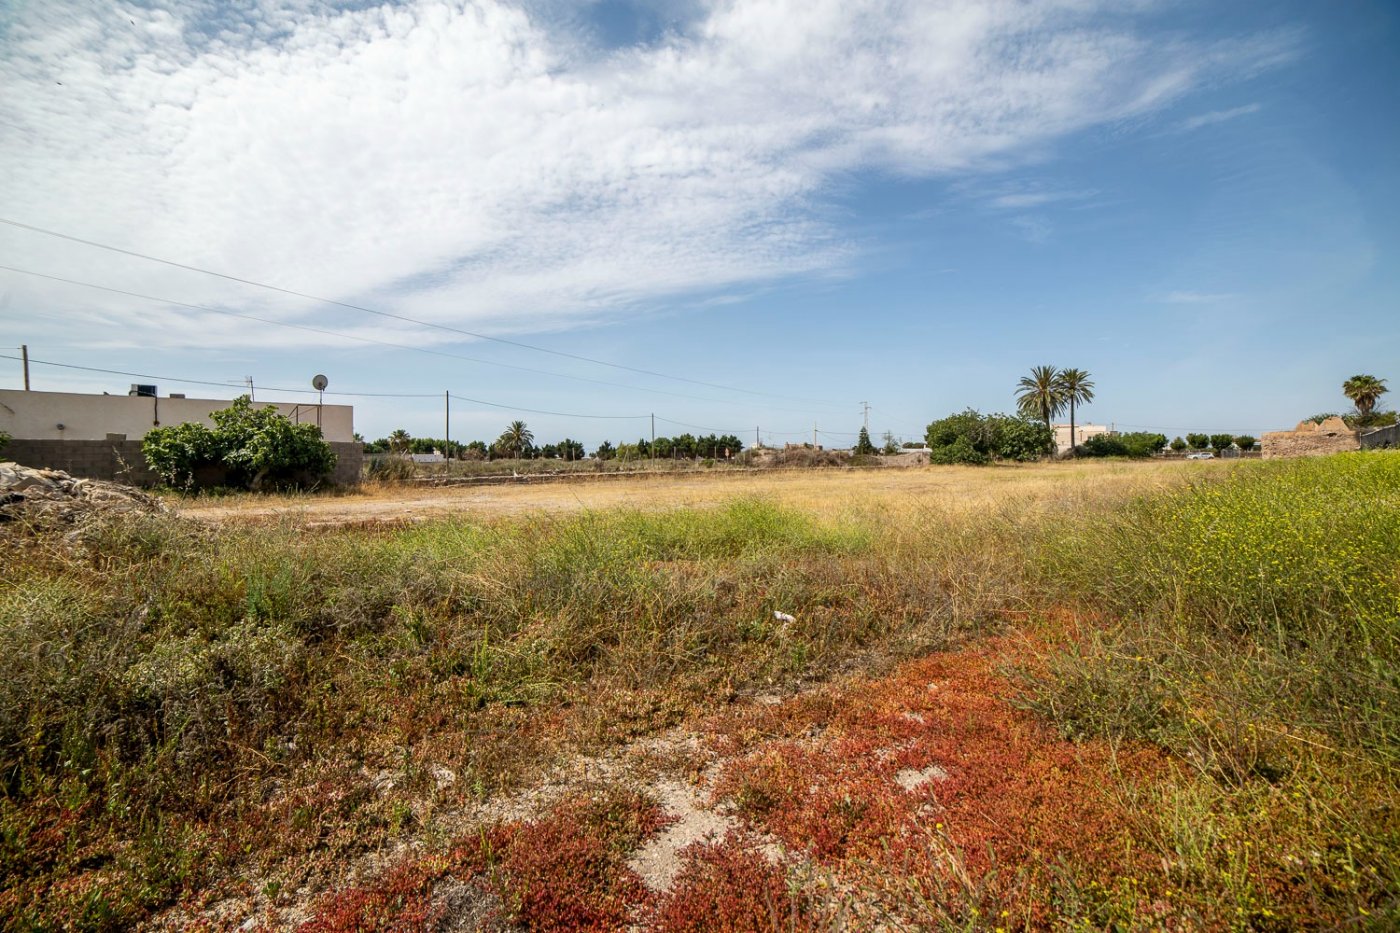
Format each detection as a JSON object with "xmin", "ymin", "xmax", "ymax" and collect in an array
[
  {"xmin": 1209, "ymin": 433, "xmax": 1234, "ymax": 452},
  {"xmin": 1078, "ymin": 431, "xmax": 1167, "ymax": 458},
  {"xmin": 1078, "ymin": 434, "xmax": 1128, "ymax": 457},
  {"xmin": 1170, "ymin": 436, "xmax": 1188, "ymax": 452},
  {"xmin": 929, "ymin": 435, "xmax": 990, "ymax": 465},
  {"xmin": 1233, "ymin": 435, "xmax": 1257, "ymax": 451},
  {"xmin": 366, "ymin": 455, "xmax": 416, "ymax": 483},
  {"xmin": 924, "ymin": 410, "xmax": 1051, "ymax": 464},
  {"xmin": 0, "ymin": 429, "xmax": 10, "ymax": 455},
  {"xmin": 142, "ymin": 395, "xmax": 336, "ymax": 490},
  {"xmin": 1185, "ymin": 433, "xmax": 1210, "ymax": 450}
]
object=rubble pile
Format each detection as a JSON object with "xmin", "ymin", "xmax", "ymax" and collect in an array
[{"xmin": 0, "ymin": 461, "xmax": 167, "ymax": 528}]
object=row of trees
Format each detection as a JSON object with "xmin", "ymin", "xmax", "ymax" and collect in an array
[
  {"xmin": 364, "ymin": 421, "xmax": 745, "ymax": 462},
  {"xmin": 356, "ymin": 369, "xmax": 1387, "ymax": 471}
]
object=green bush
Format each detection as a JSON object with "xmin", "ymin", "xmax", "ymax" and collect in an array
[
  {"xmin": 1078, "ymin": 434, "xmax": 1128, "ymax": 457},
  {"xmin": 142, "ymin": 396, "xmax": 336, "ymax": 490},
  {"xmin": 924, "ymin": 410, "xmax": 1051, "ymax": 464},
  {"xmin": 1186, "ymin": 433, "xmax": 1210, "ymax": 450},
  {"xmin": 1170, "ymin": 436, "xmax": 1187, "ymax": 452},
  {"xmin": 0, "ymin": 429, "xmax": 9, "ymax": 455},
  {"xmin": 928, "ymin": 435, "xmax": 990, "ymax": 464},
  {"xmin": 1081, "ymin": 432, "xmax": 1166, "ymax": 458},
  {"xmin": 1209, "ymin": 433, "xmax": 1234, "ymax": 452}
]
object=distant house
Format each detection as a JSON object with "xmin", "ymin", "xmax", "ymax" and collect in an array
[
  {"xmin": 0, "ymin": 386, "xmax": 361, "ymax": 485},
  {"xmin": 1052, "ymin": 422, "xmax": 1109, "ymax": 451}
]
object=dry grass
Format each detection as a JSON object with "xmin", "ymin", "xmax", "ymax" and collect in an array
[{"xmin": 178, "ymin": 459, "xmax": 1218, "ymax": 526}]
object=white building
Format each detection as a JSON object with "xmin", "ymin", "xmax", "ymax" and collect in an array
[
  {"xmin": 0, "ymin": 387, "xmax": 355, "ymax": 442},
  {"xmin": 1052, "ymin": 422, "xmax": 1109, "ymax": 451}
]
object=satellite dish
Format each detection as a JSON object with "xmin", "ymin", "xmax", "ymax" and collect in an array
[{"xmin": 311, "ymin": 374, "xmax": 328, "ymax": 391}]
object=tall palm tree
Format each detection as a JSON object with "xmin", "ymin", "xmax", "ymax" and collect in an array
[
  {"xmin": 496, "ymin": 420, "xmax": 534, "ymax": 459},
  {"xmin": 1342, "ymin": 374, "xmax": 1388, "ymax": 418},
  {"xmin": 1015, "ymin": 365, "xmax": 1066, "ymax": 434},
  {"xmin": 388, "ymin": 428, "xmax": 412, "ymax": 455},
  {"xmin": 1056, "ymin": 368, "xmax": 1095, "ymax": 449}
]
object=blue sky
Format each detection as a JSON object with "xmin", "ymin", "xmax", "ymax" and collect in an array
[{"xmin": 1, "ymin": 0, "xmax": 1396, "ymax": 447}]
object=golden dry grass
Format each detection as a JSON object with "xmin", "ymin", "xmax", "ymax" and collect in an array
[{"xmin": 178, "ymin": 459, "xmax": 1230, "ymax": 525}]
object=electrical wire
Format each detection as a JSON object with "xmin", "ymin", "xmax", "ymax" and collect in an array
[
  {"xmin": 0, "ymin": 215, "xmax": 847, "ymax": 407},
  {"xmin": 0, "ymin": 353, "xmax": 431, "ymax": 397},
  {"xmin": 0, "ymin": 264, "xmax": 837, "ymax": 414},
  {"xmin": 1, "ymin": 352, "xmax": 654, "ymax": 420},
  {"xmin": 448, "ymin": 393, "xmax": 644, "ymax": 421}
]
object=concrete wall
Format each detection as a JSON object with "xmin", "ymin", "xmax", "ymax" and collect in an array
[
  {"xmin": 0, "ymin": 389, "xmax": 355, "ymax": 442},
  {"xmin": 1261, "ymin": 417, "xmax": 1360, "ymax": 459},
  {"xmin": 1361, "ymin": 424, "xmax": 1400, "ymax": 450},
  {"xmin": 3, "ymin": 438, "xmax": 363, "ymax": 487}
]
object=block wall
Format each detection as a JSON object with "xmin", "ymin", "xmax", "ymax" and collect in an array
[{"xmin": 3, "ymin": 439, "xmax": 363, "ymax": 487}]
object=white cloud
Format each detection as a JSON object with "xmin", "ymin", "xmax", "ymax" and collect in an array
[
  {"xmin": 1177, "ymin": 102, "xmax": 1262, "ymax": 132},
  {"xmin": 0, "ymin": 1, "xmax": 1297, "ymax": 350}
]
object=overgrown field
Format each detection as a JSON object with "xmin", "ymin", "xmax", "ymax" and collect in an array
[{"xmin": 1, "ymin": 455, "xmax": 1396, "ymax": 929}]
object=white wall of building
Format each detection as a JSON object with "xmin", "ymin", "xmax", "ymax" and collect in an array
[
  {"xmin": 0, "ymin": 389, "xmax": 355, "ymax": 442},
  {"xmin": 1053, "ymin": 423, "xmax": 1109, "ymax": 450}
]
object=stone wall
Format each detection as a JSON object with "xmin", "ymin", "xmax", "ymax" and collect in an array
[
  {"xmin": 1261, "ymin": 417, "xmax": 1360, "ymax": 459},
  {"xmin": 3, "ymin": 439, "xmax": 363, "ymax": 487}
]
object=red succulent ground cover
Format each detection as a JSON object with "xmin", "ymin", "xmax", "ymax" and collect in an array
[
  {"xmin": 299, "ymin": 638, "xmax": 1177, "ymax": 930},
  {"xmin": 299, "ymin": 787, "xmax": 672, "ymax": 932},
  {"xmin": 643, "ymin": 832, "xmax": 803, "ymax": 932},
  {"xmin": 704, "ymin": 638, "xmax": 1171, "ymax": 927}
]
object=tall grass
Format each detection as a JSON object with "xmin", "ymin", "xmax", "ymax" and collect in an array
[
  {"xmin": 0, "ymin": 497, "xmax": 1021, "ymax": 927},
  {"xmin": 1019, "ymin": 453, "xmax": 1400, "ymax": 925}
]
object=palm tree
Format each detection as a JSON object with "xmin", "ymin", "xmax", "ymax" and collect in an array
[
  {"xmin": 1055, "ymin": 368, "xmax": 1095, "ymax": 449},
  {"xmin": 1015, "ymin": 365, "xmax": 1066, "ymax": 434},
  {"xmin": 1342, "ymin": 374, "xmax": 1388, "ymax": 418},
  {"xmin": 496, "ymin": 420, "xmax": 534, "ymax": 459},
  {"xmin": 388, "ymin": 428, "xmax": 412, "ymax": 455}
]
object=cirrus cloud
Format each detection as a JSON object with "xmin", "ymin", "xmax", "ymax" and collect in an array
[{"xmin": 0, "ymin": 0, "xmax": 1298, "ymax": 350}]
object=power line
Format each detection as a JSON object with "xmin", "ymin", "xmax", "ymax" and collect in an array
[
  {"xmin": 1, "ymin": 352, "xmax": 653, "ymax": 420},
  {"xmin": 0, "ymin": 263, "xmax": 825, "ymax": 412},
  {"xmin": 0, "ymin": 215, "xmax": 846, "ymax": 408},
  {"xmin": 0, "ymin": 352, "xmax": 431, "ymax": 398},
  {"xmin": 447, "ymin": 393, "xmax": 644, "ymax": 421}
]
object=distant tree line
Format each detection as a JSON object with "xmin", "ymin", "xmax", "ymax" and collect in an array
[{"xmin": 362, "ymin": 422, "xmax": 744, "ymax": 462}]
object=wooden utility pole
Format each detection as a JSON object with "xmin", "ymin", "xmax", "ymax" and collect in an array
[
  {"xmin": 445, "ymin": 391, "xmax": 450, "ymax": 451},
  {"xmin": 21, "ymin": 344, "xmax": 29, "ymax": 390}
]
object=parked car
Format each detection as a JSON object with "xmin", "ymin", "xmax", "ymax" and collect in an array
[{"xmin": 1186, "ymin": 451, "xmax": 1214, "ymax": 460}]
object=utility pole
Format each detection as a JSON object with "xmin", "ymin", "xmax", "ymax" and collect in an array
[
  {"xmin": 445, "ymin": 391, "xmax": 450, "ymax": 453},
  {"xmin": 20, "ymin": 344, "xmax": 29, "ymax": 391},
  {"xmin": 861, "ymin": 401, "xmax": 870, "ymax": 432},
  {"xmin": 755, "ymin": 425, "xmax": 760, "ymax": 448},
  {"xmin": 650, "ymin": 412, "xmax": 655, "ymax": 462},
  {"xmin": 246, "ymin": 376, "xmax": 255, "ymax": 401}
]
